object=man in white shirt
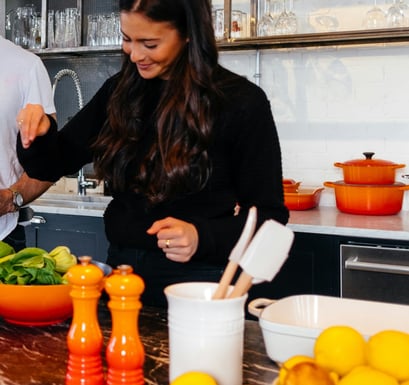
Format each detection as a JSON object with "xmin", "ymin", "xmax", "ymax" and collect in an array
[{"xmin": 0, "ymin": 36, "xmax": 56, "ymax": 250}]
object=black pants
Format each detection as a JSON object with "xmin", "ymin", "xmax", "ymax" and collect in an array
[
  {"xmin": 3, "ymin": 225, "xmax": 26, "ymax": 252},
  {"xmin": 106, "ymin": 244, "xmax": 224, "ymax": 309}
]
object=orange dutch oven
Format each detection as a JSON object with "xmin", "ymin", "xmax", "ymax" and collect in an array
[
  {"xmin": 334, "ymin": 152, "xmax": 405, "ymax": 185},
  {"xmin": 323, "ymin": 181, "xmax": 409, "ymax": 215}
]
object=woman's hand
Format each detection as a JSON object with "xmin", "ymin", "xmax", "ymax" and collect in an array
[
  {"xmin": 16, "ymin": 104, "xmax": 51, "ymax": 148},
  {"xmin": 147, "ymin": 217, "xmax": 199, "ymax": 263}
]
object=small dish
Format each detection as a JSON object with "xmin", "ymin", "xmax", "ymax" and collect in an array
[
  {"xmin": 284, "ymin": 187, "xmax": 324, "ymax": 210},
  {"xmin": 283, "ymin": 179, "xmax": 301, "ymax": 193}
]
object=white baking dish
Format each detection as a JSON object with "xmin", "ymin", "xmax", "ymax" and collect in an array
[{"xmin": 248, "ymin": 295, "xmax": 409, "ymax": 364}]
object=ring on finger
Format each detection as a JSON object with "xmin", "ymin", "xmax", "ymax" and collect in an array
[
  {"xmin": 165, "ymin": 239, "xmax": 171, "ymax": 248},
  {"xmin": 18, "ymin": 120, "xmax": 24, "ymax": 126}
]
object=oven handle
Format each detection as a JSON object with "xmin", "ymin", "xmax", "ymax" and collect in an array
[{"xmin": 345, "ymin": 256, "xmax": 409, "ymax": 275}]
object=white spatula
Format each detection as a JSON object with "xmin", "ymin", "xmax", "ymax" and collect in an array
[
  {"xmin": 212, "ymin": 206, "xmax": 257, "ymax": 299},
  {"xmin": 228, "ymin": 219, "xmax": 294, "ymax": 298}
]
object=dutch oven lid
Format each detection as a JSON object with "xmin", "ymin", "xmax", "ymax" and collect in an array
[{"xmin": 335, "ymin": 152, "xmax": 405, "ymax": 168}]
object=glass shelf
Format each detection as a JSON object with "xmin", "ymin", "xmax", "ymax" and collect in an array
[
  {"xmin": 2, "ymin": 0, "xmax": 409, "ymax": 58},
  {"xmin": 217, "ymin": 26, "xmax": 409, "ymax": 50}
]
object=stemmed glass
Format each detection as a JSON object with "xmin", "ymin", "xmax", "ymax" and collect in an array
[
  {"xmin": 363, "ymin": 0, "xmax": 386, "ymax": 29},
  {"xmin": 257, "ymin": 0, "xmax": 276, "ymax": 37},
  {"xmin": 274, "ymin": 0, "xmax": 297, "ymax": 35},
  {"xmin": 386, "ymin": 0, "xmax": 407, "ymax": 27},
  {"xmin": 397, "ymin": 0, "xmax": 409, "ymax": 25}
]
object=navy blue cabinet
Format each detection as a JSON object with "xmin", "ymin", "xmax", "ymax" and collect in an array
[{"xmin": 25, "ymin": 213, "xmax": 108, "ymax": 262}]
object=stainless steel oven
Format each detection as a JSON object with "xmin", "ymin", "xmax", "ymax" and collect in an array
[{"xmin": 340, "ymin": 242, "xmax": 409, "ymax": 305}]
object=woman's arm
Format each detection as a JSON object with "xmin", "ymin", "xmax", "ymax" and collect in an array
[{"xmin": 17, "ymin": 78, "xmax": 115, "ymax": 182}]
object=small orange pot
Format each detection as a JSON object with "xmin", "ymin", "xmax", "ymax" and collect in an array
[
  {"xmin": 283, "ymin": 179, "xmax": 301, "ymax": 193},
  {"xmin": 284, "ymin": 187, "xmax": 324, "ymax": 211},
  {"xmin": 334, "ymin": 152, "xmax": 405, "ymax": 185},
  {"xmin": 324, "ymin": 181, "xmax": 409, "ymax": 215}
]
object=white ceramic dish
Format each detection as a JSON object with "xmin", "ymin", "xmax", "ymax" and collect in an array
[{"xmin": 248, "ymin": 294, "xmax": 409, "ymax": 364}]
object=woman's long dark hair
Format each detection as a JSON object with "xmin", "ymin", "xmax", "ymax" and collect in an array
[{"xmin": 93, "ymin": 0, "xmax": 220, "ymax": 205}]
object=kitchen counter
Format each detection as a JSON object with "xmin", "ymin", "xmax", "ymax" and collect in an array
[
  {"xmin": 30, "ymin": 193, "xmax": 409, "ymax": 241},
  {"xmin": 0, "ymin": 299, "xmax": 278, "ymax": 385},
  {"xmin": 288, "ymin": 206, "xmax": 409, "ymax": 241}
]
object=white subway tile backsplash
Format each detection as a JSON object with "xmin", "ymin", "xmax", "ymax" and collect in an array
[{"xmin": 220, "ymin": 42, "xmax": 409, "ymax": 209}]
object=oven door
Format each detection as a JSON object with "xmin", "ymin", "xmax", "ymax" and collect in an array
[{"xmin": 340, "ymin": 243, "xmax": 409, "ymax": 305}]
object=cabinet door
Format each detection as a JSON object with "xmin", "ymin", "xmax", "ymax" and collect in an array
[
  {"xmin": 247, "ymin": 232, "xmax": 314, "ymax": 304},
  {"xmin": 26, "ymin": 213, "xmax": 109, "ymax": 262},
  {"xmin": 246, "ymin": 231, "xmax": 339, "ymax": 318}
]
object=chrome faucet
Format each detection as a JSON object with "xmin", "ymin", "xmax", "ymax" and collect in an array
[
  {"xmin": 52, "ymin": 69, "xmax": 96, "ymax": 196},
  {"xmin": 52, "ymin": 69, "xmax": 84, "ymax": 110}
]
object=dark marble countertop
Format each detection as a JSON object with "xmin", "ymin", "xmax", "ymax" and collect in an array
[{"xmin": 0, "ymin": 300, "xmax": 278, "ymax": 385}]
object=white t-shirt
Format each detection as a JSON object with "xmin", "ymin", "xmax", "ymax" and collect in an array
[{"xmin": 0, "ymin": 36, "xmax": 56, "ymax": 239}]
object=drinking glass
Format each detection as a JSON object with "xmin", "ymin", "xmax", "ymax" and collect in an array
[
  {"xmin": 257, "ymin": 0, "xmax": 276, "ymax": 37},
  {"xmin": 54, "ymin": 10, "xmax": 66, "ymax": 48},
  {"xmin": 97, "ymin": 14, "xmax": 111, "ymax": 46},
  {"xmin": 363, "ymin": 0, "xmax": 386, "ymax": 29},
  {"xmin": 47, "ymin": 10, "xmax": 55, "ymax": 48},
  {"xmin": 387, "ymin": 0, "xmax": 406, "ymax": 27},
  {"xmin": 11, "ymin": 6, "xmax": 34, "ymax": 48},
  {"xmin": 212, "ymin": 8, "xmax": 225, "ymax": 40},
  {"xmin": 111, "ymin": 13, "xmax": 122, "ymax": 45},
  {"xmin": 29, "ymin": 12, "xmax": 42, "ymax": 49},
  {"xmin": 274, "ymin": 0, "xmax": 297, "ymax": 35},
  {"xmin": 86, "ymin": 14, "xmax": 98, "ymax": 46},
  {"xmin": 397, "ymin": 0, "xmax": 409, "ymax": 25},
  {"xmin": 65, "ymin": 8, "xmax": 80, "ymax": 47}
]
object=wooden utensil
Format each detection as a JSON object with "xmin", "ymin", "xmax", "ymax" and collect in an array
[
  {"xmin": 228, "ymin": 219, "xmax": 294, "ymax": 298},
  {"xmin": 212, "ymin": 206, "xmax": 257, "ymax": 299}
]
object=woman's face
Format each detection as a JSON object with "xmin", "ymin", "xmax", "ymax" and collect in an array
[{"xmin": 121, "ymin": 11, "xmax": 187, "ymax": 80}]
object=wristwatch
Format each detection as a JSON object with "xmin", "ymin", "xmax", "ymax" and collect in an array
[{"xmin": 8, "ymin": 188, "xmax": 24, "ymax": 210}]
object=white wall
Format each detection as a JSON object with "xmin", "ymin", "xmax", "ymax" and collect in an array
[{"xmin": 219, "ymin": 42, "xmax": 409, "ymax": 209}]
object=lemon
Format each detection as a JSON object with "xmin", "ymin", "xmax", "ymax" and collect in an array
[
  {"xmin": 314, "ymin": 326, "xmax": 366, "ymax": 376},
  {"xmin": 366, "ymin": 330, "xmax": 409, "ymax": 381},
  {"xmin": 170, "ymin": 371, "xmax": 218, "ymax": 385},
  {"xmin": 282, "ymin": 361, "xmax": 337, "ymax": 385},
  {"xmin": 278, "ymin": 355, "xmax": 315, "ymax": 384},
  {"xmin": 338, "ymin": 365, "xmax": 398, "ymax": 385}
]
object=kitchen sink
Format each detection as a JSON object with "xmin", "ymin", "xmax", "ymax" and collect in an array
[{"xmin": 32, "ymin": 192, "xmax": 112, "ymax": 210}]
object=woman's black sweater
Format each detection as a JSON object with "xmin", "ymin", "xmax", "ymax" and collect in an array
[{"xmin": 17, "ymin": 66, "xmax": 288, "ymax": 265}]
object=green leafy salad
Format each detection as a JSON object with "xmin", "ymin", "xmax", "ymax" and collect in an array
[{"xmin": 0, "ymin": 241, "xmax": 77, "ymax": 285}]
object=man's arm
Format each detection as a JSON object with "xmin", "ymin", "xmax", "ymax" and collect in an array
[{"xmin": 0, "ymin": 173, "xmax": 53, "ymax": 215}]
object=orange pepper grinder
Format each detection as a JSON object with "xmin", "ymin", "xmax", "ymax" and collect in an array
[
  {"xmin": 65, "ymin": 256, "xmax": 105, "ymax": 385},
  {"xmin": 105, "ymin": 264, "xmax": 145, "ymax": 385}
]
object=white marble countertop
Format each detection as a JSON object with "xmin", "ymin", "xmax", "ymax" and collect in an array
[
  {"xmin": 29, "ymin": 193, "xmax": 409, "ymax": 241},
  {"xmin": 288, "ymin": 206, "xmax": 409, "ymax": 241}
]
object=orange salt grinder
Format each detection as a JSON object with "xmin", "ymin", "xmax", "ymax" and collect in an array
[
  {"xmin": 105, "ymin": 265, "xmax": 145, "ymax": 385},
  {"xmin": 65, "ymin": 256, "xmax": 105, "ymax": 385}
]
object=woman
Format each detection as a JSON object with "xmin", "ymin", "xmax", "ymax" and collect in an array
[{"xmin": 17, "ymin": 0, "xmax": 288, "ymax": 307}]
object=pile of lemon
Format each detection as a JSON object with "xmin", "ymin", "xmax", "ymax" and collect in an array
[{"xmin": 278, "ymin": 326, "xmax": 409, "ymax": 385}]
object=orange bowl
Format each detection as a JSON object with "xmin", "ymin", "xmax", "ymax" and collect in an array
[{"xmin": 0, "ymin": 283, "xmax": 72, "ymax": 326}]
